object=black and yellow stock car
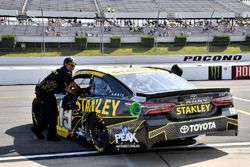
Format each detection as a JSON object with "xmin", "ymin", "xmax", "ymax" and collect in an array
[{"xmin": 33, "ymin": 67, "xmax": 238, "ymax": 152}]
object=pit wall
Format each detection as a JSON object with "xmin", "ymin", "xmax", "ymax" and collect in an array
[{"xmin": 0, "ymin": 56, "xmax": 249, "ymax": 85}]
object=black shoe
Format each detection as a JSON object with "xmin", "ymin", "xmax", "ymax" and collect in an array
[
  {"xmin": 47, "ymin": 135, "xmax": 61, "ymax": 142},
  {"xmin": 32, "ymin": 128, "xmax": 45, "ymax": 140}
]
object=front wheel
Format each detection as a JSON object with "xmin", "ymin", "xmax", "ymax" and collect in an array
[{"xmin": 88, "ymin": 113, "xmax": 110, "ymax": 153}]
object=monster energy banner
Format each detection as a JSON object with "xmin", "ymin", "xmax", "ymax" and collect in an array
[
  {"xmin": 232, "ymin": 65, "xmax": 250, "ymax": 79},
  {"xmin": 209, "ymin": 66, "xmax": 222, "ymax": 80}
]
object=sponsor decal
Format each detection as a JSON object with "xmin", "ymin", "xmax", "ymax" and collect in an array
[
  {"xmin": 232, "ymin": 65, "xmax": 250, "ymax": 79},
  {"xmin": 107, "ymin": 68, "xmax": 158, "ymax": 76},
  {"xmin": 76, "ymin": 98, "xmax": 120, "ymax": 116},
  {"xmin": 190, "ymin": 94, "xmax": 198, "ymax": 102},
  {"xmin": 209, "ymin": 66, "xmax": 222, "ymax": 80},
  {"xmin": 180, "ymin": 125, "xmax": 189, "ymax": 134},
  {"xmin": 75, "ymin": 130, "xmax": 85, "ymax": 137},
  {"xmin": 178, "ymin": 96, "xmax": 210, "ymax": 105},
  {"xmin": 176, "ymin": 103, "xmax": 210, "ymax": 115},
  {"xmin": 180, "ymin": 121, "xmax": 216, "ymax": 134},
  {"xmin": 111, "ymin": 92, "xmax": 125, "ymax": 97},
  {"xmin": 115, "ymin": 126, "xmax": 138, "ymax": 143},
  {"xmin": 229, "ymin": 108, "xmax": 237, "ymax": 115},
  {"xmin": 183, "ymin": 55, "xmax": 242, "ymax": 62},
  {"xmin": 115, "ymin": 126, "xmax": 140, "ymax": 149},
  {"xmin": 72, "ymin": 109, "xmax": 80, "ymax": 116},
  {"xmin": 129, "ymin": 102, "xmax": 142, "ymax": 116}
]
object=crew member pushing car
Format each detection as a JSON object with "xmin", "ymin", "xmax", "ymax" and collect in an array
[{"xmin": 32, "ymin": 57, "xmax": 79, "ymax": 141}]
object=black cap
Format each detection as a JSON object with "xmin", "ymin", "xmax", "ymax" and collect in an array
[
  {"xmin": 171, "ymin": 64, "xmax": 183, "ymax": 77},
  {"xmin": 63, "ymin": 57, "xmax": 76, "ymax": 65}
]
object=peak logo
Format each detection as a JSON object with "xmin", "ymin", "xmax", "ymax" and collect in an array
[{"xmin": 115, "ymin": 126, "xmax": 138, "ymax": 144}]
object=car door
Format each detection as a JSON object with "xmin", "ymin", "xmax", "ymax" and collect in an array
[{"xmin": 77, "ymin": 76, "xmax": 120, "ymax": 117}]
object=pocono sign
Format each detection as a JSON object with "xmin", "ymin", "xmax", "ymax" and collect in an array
[{"xmin": 183, "ymin": 55, "xmax": 242, "ymax": 62}]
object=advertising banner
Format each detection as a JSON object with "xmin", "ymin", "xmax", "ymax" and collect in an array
[
  {"xmin": 209, "ymin": 66, "xmax": 222, "ymax": 80},
  {"xmin": 232, "ymin": 65, "xmax": 250, "ymax": 79}
]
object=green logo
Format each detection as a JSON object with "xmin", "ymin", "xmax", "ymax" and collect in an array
[
  {"xmin": 209, "ymin": 66, "xmax": 222, "ymax": 80},
  {"xmin": 130, "ymin": 102, "xmax": 142, "ymax": 117}
]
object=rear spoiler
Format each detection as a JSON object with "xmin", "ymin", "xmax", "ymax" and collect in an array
[
  {"xmin": 146, "ymin": 65, "xmax": 183, "ymax": 76},
  {"xmin": 136, "ymin": 88, "xmax": 230, "ymax": 99}
]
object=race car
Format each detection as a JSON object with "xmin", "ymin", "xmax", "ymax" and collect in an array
[{"xmin": 32, "ymin": 67, "xmax": 238, "ymax": 152}]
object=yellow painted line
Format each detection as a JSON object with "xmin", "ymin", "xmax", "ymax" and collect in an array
[
  {"xmin": 236, "ymin": 109, "xmax": 250, "ymax": 116},
  {"xmin": 226, "ymin": 117, "xmax": 237, "ymax": 121},
  {"xmin": 0, "ymin": 96, "xmax": 34, "ymax": 99}
]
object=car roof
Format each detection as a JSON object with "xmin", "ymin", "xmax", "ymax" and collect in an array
[{"xmin": 74, "ymin": 67, "xmax": 170, "ymax": 77}]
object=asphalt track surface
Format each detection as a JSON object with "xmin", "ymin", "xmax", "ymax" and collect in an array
[{"xmin": 0, "ymin": 80, "xmax": 250, "ymax": 167}]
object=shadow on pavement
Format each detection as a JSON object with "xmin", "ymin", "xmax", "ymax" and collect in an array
[
  {"xmin": 106, "ymin": 140, "xmax": 228, "ymax": 167},
  {"xmin": 1, "ymin": 124, "xmax": 94, "ymax": 156},
  {"xmin": 155, "ymin": 146, "xmax": 228, "ymax": 166},
  {"xmin": 1, "ymin": 124, "xmax": 228, "ymax": 167}
]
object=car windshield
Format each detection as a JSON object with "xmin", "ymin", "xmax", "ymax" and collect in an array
[{"xmin": 115, "ymin": 70, "xmax": 196, "ymax": 93}]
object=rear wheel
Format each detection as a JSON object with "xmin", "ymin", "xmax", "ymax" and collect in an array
[{"xmin": 88, "ymin": 114, "xmax": 110, "ymax": 153}]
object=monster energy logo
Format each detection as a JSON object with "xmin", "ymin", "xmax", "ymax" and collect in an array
[{"xmin": 209, "ymin": 66, "xmax": 222, "ymax": 80}]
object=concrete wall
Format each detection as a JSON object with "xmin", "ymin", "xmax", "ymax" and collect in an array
[
  {"xmin": 0, "ymin": 65, "xmax": 207, "ymax": 85},
  {"xmin": 1, "ymin": 54, "xmax": 250, "ymax": 65},
  {"xmin": 0, "ymin": 35, "xmax": 246, "ymax": 43}
]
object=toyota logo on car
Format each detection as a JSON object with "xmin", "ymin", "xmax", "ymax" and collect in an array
[
  {"xmin": 180, "ymin": 122, "xmax": 216, "ymax": 134},
  {"xmin": 180, "ymin": 125, "xmax": 189, "ymax": 134}
]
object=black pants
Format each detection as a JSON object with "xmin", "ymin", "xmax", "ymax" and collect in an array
[{"xmin": 33, "ymin": 90, "xmax": 58, "ymax": 137}]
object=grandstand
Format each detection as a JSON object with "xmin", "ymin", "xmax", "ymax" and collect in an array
[
  {"xmin": 0, "ymin": 0, "xmax": 23, "ymax": 11},
  {"xmin": 26, "ymin": 0, "xmax": 96, "ymax": 12},
  {"xmin": 0, "ymin": 0, "xmax": 250, "ymax": 18},
  {"xmin": 0, "ymin": 0, "xmax": 250, "ymax": 43}
]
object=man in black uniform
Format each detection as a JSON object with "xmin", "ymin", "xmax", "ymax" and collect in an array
[{"xmin": 32, "ymin": 57, "xmax": 79, "ymax": 141}]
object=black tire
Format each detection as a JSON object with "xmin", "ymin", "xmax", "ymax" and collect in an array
[
  {"xmin": 32, "ymin": 98, "xmax": 41, "ymax": 126},
  {"xmin": 88, "ymin": 113, "xmax": 110, "ymax": 153},
  {"xmin": 185, "ymin": 135, "xmax": 198, "ymax": 140}
]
